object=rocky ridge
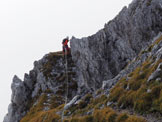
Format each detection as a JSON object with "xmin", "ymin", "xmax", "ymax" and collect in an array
[
  {"xmin": 70, "ymin": 0, "xmax": 162, "ymax": 91},
  {"xmin": 3, "ymin": 0, "xmax": 162, "ymax": 122},
  {"xmin": 107, "ymin": 33, "xmax": 162, "ymax": 122},
  {"xmin": 3, "ymin": 52, "xmax": 78, "ymax": 122}
]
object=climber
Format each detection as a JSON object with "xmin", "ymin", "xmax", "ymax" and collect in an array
[{"xmin": 62, "ymin": 36, "xmax": 70, "ymax": 56}]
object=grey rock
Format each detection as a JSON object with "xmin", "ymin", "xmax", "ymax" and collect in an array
[
  {"xmin": 126, "ymin": 84, "xmax": 130, "ymax": 91},
  {"xmin": 107, "ymin": 102, "xmax": 113, "ymax": 106},
  {"xmin": 99, "ymin": 104, "xmax": 105, "ymax": 109},
  {"xmin": 3, "ymin": 76, "xmax": 30, "ymax": 122},
  {"xmin": 33, "ymin": 100, "xmax": 38, "ymax": 106},
  {"xmin": 71, "ymin": 0, "xmax": 162, "ymax": 91},
  {"xmin": 56, "ymin": 111, "xmax": 63, "ymax": 116},
  {"xmin": 157, "ymin": 63, "xmax": 162, "ymax": 69},
  {"xmin": 86, "ymin": 109, "xmax": 94, "ymax": 115},
  {"xmin": 24, "ymin": 73, "xmax": 34, "ymax": 90},
  {"xmin": 120, "ymin": 104, "xmax": 125, "ymax": 109},
  {"xmin": 147, "ymin": 89, "xmax": 151, "ymax": 93},
  {"xmin": 64, "ymin": 95, "xmax": 80, "ymax": 110},
  {"xmin": 102, "ymin": 78, "xmax": 117, "ymax": 90},
  {"xmin": 147, "ymin": 63, "xmax": 162, "ymax": 82},
  {"xmin": 156, "ymin": 78, "xmax": 161, "ymax": 82},
  {"xmin": 43, "ymin": 106, "xmax": 50, "ymax": 111},
  {"xmin": 11, "ymin": 75, "xmax": 26, "ymax": 105},
  {"xmin": 75, "ymin": 99, "xmax": 82, "ymax": 105},
  {"xmin": 103, "ymin": 33, "xmax": 162, "ymax": 91},
  {"xmin": 32, "ymin": 72, "xmax": 47, "ymax": 98},
  {"xmin": 102, "ymin": 33, "xmax": 162, "ymax": 91},
  {"xmin": 4, "ymin": 53, "xmax": 78, "ymax": 122},
  {"xmin": 4, "ymin": 0, "xmax": 162, "ymax": 121}
]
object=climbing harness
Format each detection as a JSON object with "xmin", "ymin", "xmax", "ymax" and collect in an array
[{"xmin": 61, "ymin": 49, "xmax": 69, "ymax": 122}]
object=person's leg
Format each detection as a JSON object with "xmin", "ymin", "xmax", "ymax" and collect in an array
[
  {"xmin": 65, "ymin": 45, "xmax": 70, "ymax": 54},
  {"xmin": 64, "ymin": 45, "xmax": 67, "ymax": 54},
  {"xmin": 63, "ymin": 46, "xmax": 65, "ymax": 58}
]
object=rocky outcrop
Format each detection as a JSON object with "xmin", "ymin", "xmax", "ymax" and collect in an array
[
  {"xmin": 3, "ymin": 71, "xmax": 37, "ymax": 122},
  {"xmin": 64, "ymin": 95, "xmax": 80, "ymax": 110},
  {"xmin": 70, "ymin": 0, "xmax": 162, "ymax": 91},
  {"xmin": 148, "ymin": 63, "xmax": 162, "ymax": 82},
  {"xmin": 4, "ymin": 0, "xmax": 162, "ymax": 121},
  {"xmin": 103, "ymin": 33, "xmax": 162, "ymax": 92},
  {"xmin": 3, "ymin": 76, "xmax": 28, "ymax": 122},
  {"xmin": 3, "ymin": 52, "xmax": 78, "ymax": 122}
]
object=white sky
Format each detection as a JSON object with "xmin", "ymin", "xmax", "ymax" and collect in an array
[{"xmin": 0, "ymin": 0, "xmax": 132, "ymax": 121}]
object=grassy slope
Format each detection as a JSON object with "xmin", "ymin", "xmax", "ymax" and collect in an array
[
  {"xmin": 108, "ymin": 36, "xmax": 162, "ymax": 115},
  {"xmin": 109, "ymin": 59, "xmax": 162, "ymax": 113},
  {"xmin": 21, "ymin": 92, "xmax": 146, "ymax": 122},
  {"xmin": 20, "ymin": 52, "xmax": 147, "ymax": 122}
]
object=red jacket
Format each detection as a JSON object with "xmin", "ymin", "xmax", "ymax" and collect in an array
[{"xmin": 62, "ymin": 39, "xmax": 69, "ymax": 46}]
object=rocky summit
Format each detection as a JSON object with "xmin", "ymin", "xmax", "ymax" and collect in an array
[{"xmin": 3, "ymin": 0, "xmax": 162, "ymax": 122}]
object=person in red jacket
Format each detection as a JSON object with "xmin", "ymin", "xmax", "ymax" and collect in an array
[{"xmin": 62, "ymin": 36, "xmax": 70, "ymax": 56}]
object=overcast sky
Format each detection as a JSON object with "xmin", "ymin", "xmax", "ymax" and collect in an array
[{"xmin": 0, "ymin": 0, "xmax": 132, "ymax": 121}]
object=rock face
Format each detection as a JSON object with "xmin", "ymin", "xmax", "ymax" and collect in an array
[
  {"xmin": 3, "ymin": 72, "xmax": 37, "ymax": 122},
  {"xmin": 3, "ymin": 76, "xmax": 26, "ymax": 122},
  {"xmin": 103, "ymin": 33, "xmax": 162, "ymax": 92},
  {"xmin": 70, "ymin": 0, "xmax": 162, "ymax": 91},
  {"xmin": 3, "ymin": 0, "xmax": 162, "ymax": 121},
  {"xmin": 3, "ymin": 52, "xmax": 78, "ymax": 122},
  {"xmin": 148, "ymin": 62, "xmax": 162, "ymax": 82}
]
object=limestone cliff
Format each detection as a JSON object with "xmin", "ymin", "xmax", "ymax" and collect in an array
[
  {"xmin": 70, "ymin": 0, "xmax": 162, "ymax": 91},
  {"xmin": 3, "ymin": 52, "xmax": 78, "ymax": 122},
  {"xmin": 3, "ymin": 0, "xmax": 162, "ymax": 122}
]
